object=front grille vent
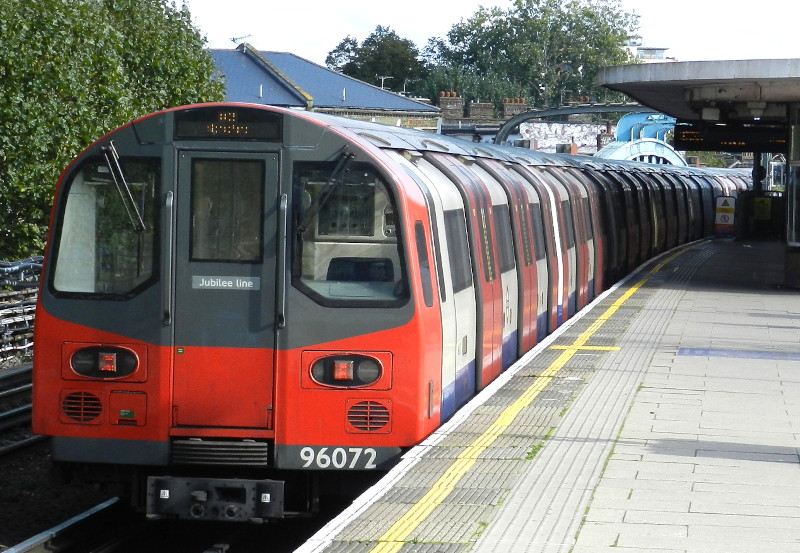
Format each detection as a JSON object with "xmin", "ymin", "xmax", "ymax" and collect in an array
[
  {"xmin": 347, "ymin": 400, "xmax": 390, "ymax": 432},
  {"xmin": 172, "ymin": 439, "xmax": 269, "ymax": 466},
  {"xmin": 62, "ymin": 392, "xmax": 103, "ymax": 422}
]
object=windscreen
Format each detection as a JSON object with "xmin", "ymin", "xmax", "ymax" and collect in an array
[{"xmin": 52, "ymin": 157, "xmax": 160, "ymax": 297}]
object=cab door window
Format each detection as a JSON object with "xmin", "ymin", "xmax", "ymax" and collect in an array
[{"xmin": 190, "ymin": 159, "xmax": 264, "ymax": 263}]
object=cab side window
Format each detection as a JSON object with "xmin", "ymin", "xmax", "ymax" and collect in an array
[{"xmin": 292, "ymin": 160, "xmax": 408, "ymax": 306}]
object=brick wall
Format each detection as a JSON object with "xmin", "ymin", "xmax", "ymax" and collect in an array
[{"xmin": 468, "ymin": 102, "xmax": 494, "ymax": 119}]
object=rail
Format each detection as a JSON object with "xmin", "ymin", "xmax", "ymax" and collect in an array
[
  {"xmin": 3, "ymin": 498, "xmax": 128, "ymax": 553},
  {"xmin": 0, "ymin": 365, "xmax": 46, "ymax": 459},
  {"xmin": 0, "ymin": 257, "xmax": 41, "ymax": 365}
]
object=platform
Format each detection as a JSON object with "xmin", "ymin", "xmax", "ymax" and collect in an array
[{"xmin": 297, "ymin": 239, "xmax": 800, "ymax": 553}]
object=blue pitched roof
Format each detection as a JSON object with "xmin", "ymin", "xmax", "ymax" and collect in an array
[{"xmin": 211, "ymin": 44, "xmax": 438, "ymax": 113}]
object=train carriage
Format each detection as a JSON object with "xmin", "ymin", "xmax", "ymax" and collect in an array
[
  {"xmin": 32, "ymin": 103, "xmax": 749, "ymax": 523},
  {"xmin": 508, "ymin": 163, "xmax": 564, "ymax": 333}
]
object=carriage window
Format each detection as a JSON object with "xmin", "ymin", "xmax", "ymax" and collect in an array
[
  {"xmin": 52, "ymin": 158, "xmax": 159, "ymax": 297},
  {"xmin": 190, "ymin": 159, "xmax": 264, "ymax": 263},
  {"xmin": 292, "ymin": 160, "xmax": 407, "ymax": 306},
  {"xmin": 494, "ymin": 205, "xmax": 516, "ymax": 273},
  {"xmin": 562, "ymin": 201, "xmax": 576, "ymax": 249},
  {"xmin": 443, "ymin": 209, "xmax": 472, "ymax": 293},
  {"xmin": 529, "ymin": 202, "xmax": 547, "ymax": 262},
  {"xmin": 582, "ymin": 198, "xmax": 594, "ymax": 237},
  {"xmin": 415, "ymin": 222, "xmax": 433, "ymax": 307}
]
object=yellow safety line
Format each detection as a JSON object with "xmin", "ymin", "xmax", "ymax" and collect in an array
[
  {"xmin": 550, "ymin": 345, "xmax": 620, "ymax": 351},
  {"xmin": 369, "ymin": 248, "xmax": 690, "ymax": 553}
]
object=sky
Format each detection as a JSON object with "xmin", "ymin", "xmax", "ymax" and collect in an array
[{"xmin": 182, "ymin": 0, "xmax": 800, "ymax": 66}]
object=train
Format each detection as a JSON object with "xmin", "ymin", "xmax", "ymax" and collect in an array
[{"xmin": 32, "ymin": 103, "xmax": 749, "ymax": 523}]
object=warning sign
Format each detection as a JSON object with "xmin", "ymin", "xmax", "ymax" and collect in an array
[
  {"xmin": 754, "ymin": 197, "xmax": 771, "ymax": 221},
  {"xmin": 714, "ymin": 196, "xmax": 735, "ymax": 237}
]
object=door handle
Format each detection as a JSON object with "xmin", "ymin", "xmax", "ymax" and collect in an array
[
  {"xmin": 276, "ymin": 193, "xmax": 288, "ymax": 328},
  {"xmin": 163, "ymin": 191, "xmax": 174, "ymax": 326}
]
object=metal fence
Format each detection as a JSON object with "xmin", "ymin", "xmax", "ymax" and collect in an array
[{"xmin": 0, "ymin": 257, "xmax": 42, "ymax": 364}]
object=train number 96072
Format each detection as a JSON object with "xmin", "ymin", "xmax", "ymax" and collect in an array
[
  {"xmin": 275, "ymin": 444, "xmax": 402, "ymax": 470},
  {"xmin": 299, "ymin": 446, "xmax": 378, "ymax": 469}
]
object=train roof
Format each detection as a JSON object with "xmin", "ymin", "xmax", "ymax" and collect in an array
[{"xmin": 288, "ymin": 108, "xmax": 572, "ymax": 166}]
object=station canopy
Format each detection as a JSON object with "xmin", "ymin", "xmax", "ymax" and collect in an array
[{"xmin": 599, "ymin": 60, "xmax": 800, "ymax": 152}]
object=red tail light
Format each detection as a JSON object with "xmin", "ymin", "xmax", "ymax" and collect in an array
[
  {"xmin": 99, "ymin": 353, "xmax": 117, "ymax": 373},
  {"xmin": 333, "ymin": 360, "xmax": 354, "ymax": 381}
]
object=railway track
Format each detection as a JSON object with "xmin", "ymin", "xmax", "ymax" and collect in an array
[
  {"xmin": 0, "ymin": 365, "xmax": 46, "ymax": 459},
  {"xmin": 1, "ymin": 257, "xmax": 44, "ymax": 457},
  {"xmin": 0, "ymin": 256, "xmax": 41, "ymax": 366},
  {"xmin": 3, "ymin": 498, "xmax": 141, "ymax": 553}
]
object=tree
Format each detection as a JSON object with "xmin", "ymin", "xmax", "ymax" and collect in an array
[
  {"xmin": 326, "ymin": 26, "xmax": 426, "ymax": 93},
  {"xmin": 429, "ymin": 0, "xmax": 638, "ymax": 109},
  {"xmin": 326, "ymin": 36, "xmax": 360, "ymax": 75},
  {"xmin": 0, "ymin": 0, "xmax": 225, "ymax": 260}
]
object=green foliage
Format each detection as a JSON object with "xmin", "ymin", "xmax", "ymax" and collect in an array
[
  {"xmin": 326, "ymin": 36, "xmax": 359, "ymax": 74},
  {"xmin": 436, "ymin": 0, "xmax": 638, "ymax": 108},
  {"xmin": 327, "ymin": 0, "xmax": 638, "ymax": 114},
  {"xmin": 325, "ymin": 26, "xmax": 426, "ymax": 93},
  {"xmin": 0, "ymin": 0, "xmax": 224, "ymax": 259}
]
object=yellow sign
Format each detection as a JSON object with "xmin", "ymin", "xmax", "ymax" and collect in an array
[{"xmin": 754, "ymin": 198, "xmax": 771, "ymax": 220}]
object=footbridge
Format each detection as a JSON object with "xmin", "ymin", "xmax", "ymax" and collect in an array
[{"xmin": 494, "ymin": 103, "xmax": 685, "ymax": 164}]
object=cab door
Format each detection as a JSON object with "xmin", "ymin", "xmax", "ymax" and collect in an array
[{"xmin": 172, "ymin": 151, "xmax": 280, "ymax": 430}]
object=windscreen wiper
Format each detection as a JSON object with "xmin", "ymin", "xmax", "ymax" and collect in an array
[
  {"xmin": 102, "ymin": 141, "xmax": 146, "ymax": 232},
  {"xmin": 297, "ymin": 149, "xmax": 355, "ymax": 236}
]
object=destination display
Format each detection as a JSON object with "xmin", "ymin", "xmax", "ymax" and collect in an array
[
  {"xmin": 673, "ymin": 121, "xmax": 788, "ymax": 153},
  {"xmin": 174, "ymin": 107, "xmax": 282, "ymax": 140}
]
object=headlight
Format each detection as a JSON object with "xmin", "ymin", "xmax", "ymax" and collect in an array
[
  {"xmin": 71, "ymin": 346, "xmax": 138, "ymax": 378},
  {"xmin": 310, "ymin": 355, "xmax": 383, "ymax": 387}
]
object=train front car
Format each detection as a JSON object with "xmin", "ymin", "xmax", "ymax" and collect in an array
[{"xmin": 32, "ymin": 104, "xmax": 442, "ymax": 522}]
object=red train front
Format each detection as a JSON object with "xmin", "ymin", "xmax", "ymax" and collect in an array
[{"xmin": 33, "ymin": 104, "xmax": 444, "ymax": 521}]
